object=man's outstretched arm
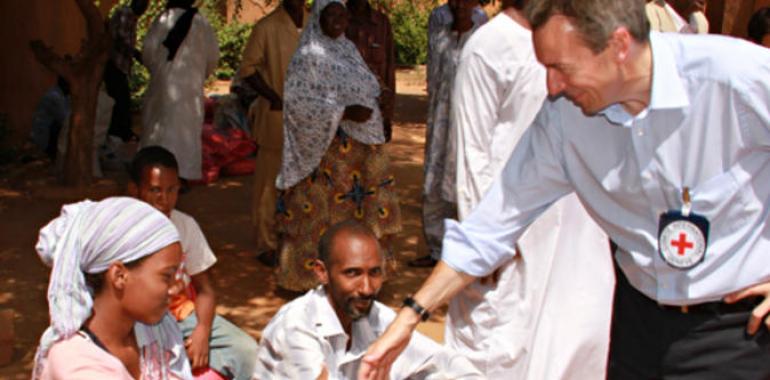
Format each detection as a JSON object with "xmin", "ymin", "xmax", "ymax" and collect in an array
[{"xmin": 358, "ymin": 261, "xmax": 476, "ymax": 380}]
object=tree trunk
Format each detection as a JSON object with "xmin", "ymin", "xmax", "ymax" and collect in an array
[
  {"xmin": 29, "ymin": 0, "xmax": 110, "ymax": 188},
  {"xmin": 62, "ymin": 64, "xmax": 106, "ymax": 186}
]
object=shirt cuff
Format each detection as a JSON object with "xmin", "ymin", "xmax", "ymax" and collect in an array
[{"xmin": 441, "ymin": 219, "xmax": 517, "ymax": 277}]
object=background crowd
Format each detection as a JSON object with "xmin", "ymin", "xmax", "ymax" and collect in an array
[{"xmin": 10, "ymin": 0, "xmax": 770, "ymax": 379}]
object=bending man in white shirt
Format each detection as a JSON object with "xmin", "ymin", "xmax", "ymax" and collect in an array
[
  {"xmin": 360, "ymin": 0, "xmax": 770, "ymax": 379},
  {"xmin": 445, "ymin": 0, "xmax": 612, "ymax": 378},
  {"xmin": 253, "ymin": 220, "xmax": 481, "ymax": 380}
]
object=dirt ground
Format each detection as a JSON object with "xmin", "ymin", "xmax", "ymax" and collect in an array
[{"xmin": 0, "ymin": 67, "xmax": 447, "ymax": 378}]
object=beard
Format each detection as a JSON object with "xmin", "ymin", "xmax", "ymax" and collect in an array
[{"xmin": 344, "ymin": 295, "xmax": 376, "ymax": 321}]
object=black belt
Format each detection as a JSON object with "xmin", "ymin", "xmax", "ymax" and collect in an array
[{"xmin": 657, "ymin": 297, "xmax": 761, "ymax": 314}]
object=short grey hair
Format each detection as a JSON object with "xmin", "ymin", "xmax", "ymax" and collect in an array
[{"xmin": 525, "ymin": 0, "xmax": 650, "ymax": 53}]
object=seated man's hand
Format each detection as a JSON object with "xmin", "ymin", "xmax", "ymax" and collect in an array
[
  {"xmin": 724, "ymin": 280, "xmax": 770, "ymax": 335},
  {"xmin": 185, "ymin": 324, "xmax": 211, "ymax": 370}
]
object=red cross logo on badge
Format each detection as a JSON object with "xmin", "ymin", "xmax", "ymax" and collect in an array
[
  {"xmin": 671, "ymin": 233, "xmax": 694, "ymax": 255},
  {"xmin": 659, "ymin": 221, "xmax": 706, "ymax": 269}
]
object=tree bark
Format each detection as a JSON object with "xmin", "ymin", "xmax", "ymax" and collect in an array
[{"xmin": 29, "ymin": 0, "xmax": 110, "ymax": 187}]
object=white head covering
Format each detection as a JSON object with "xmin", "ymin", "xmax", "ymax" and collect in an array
[
  {"xmin": 33, "ymin": 197, "xmax": 192, "ymax": 380},
  {"xmin": 276, "ymin": 0, "xmax": 385, "ymax": 189}
]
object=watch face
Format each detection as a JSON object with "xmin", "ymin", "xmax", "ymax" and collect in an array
[{"xmin": 658, "ymin": 219, "xmax": 706, "ymax": 269}]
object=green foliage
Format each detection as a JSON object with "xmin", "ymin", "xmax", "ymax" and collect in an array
[
  {"xmin": 200, "ymin": 5, "xmax": 253, "ymax": 80},
  {"xmin": 215, "ymin": 21, "xmax": 252, "ymax": 79},
  {"xmin": 387, "ymin": 0, "xmax": 435, "ymax": 66}
]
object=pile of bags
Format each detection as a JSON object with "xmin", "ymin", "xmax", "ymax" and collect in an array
[{"xmin": 198, "ymin": 97, "xmax": 257, "ymax": 184}]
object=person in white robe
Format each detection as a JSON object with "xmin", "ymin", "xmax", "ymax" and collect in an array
[
  {"xmin": 444, "ymin": 1, "xmax": 614, "ymax": 378},
  {"xmin": 141, "ymin": 0, "xmax": 219, "ymax": 180},
  {"xmin": 414, "ymin": 0, "xmax": 480, "ymax": 267}
]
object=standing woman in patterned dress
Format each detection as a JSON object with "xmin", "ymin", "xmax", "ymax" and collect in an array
[{"xmin": 274, "ymin": 0, "xmax": 402, "ymax": 292}]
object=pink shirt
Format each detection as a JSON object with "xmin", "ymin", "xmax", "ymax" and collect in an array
[
  {"xmin": 40, "ymin": 332, "xmax": 135, "ymax": 380},
  {"xmin": 40, "ymin": 332, "xmax": 184, "ymax": 380}
]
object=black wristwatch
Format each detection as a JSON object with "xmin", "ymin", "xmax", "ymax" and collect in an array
[{"xmin": 402, "ymin": 296, "xmax": 430, "ymax": 322}]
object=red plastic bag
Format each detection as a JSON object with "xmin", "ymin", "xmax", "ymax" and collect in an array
[{"xmin": 199, "ymin": 113, "xmax": 257, "ymax": 181}]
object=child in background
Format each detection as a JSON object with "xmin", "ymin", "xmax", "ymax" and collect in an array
[{"xmin": 129, "ymin": 146, "xmax": 257, "ymax": 380}]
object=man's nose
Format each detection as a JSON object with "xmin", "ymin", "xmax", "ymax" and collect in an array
[
  {"xmin": 360, "ymin": 275, "xmax": 374, "ymax": 296},
  {"xmin": 546, "ymin": 68, "xmax": 566, "ymax": 97}
]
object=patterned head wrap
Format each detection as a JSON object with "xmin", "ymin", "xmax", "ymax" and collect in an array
[
  {"xmin": 33, "ymin": 197, "xmax": 191, "ymax": 379},
  {"xmin": 276, "ymin": 0, "xmax": 385, "ymax": 189}
]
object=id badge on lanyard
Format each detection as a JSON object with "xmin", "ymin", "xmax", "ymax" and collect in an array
[{"xmin": 657, "ymin": 187, "xmax": 710, "ymax": 269}]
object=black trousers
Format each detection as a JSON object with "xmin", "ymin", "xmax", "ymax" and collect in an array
[
  {"xmin": 103, "ymin": 60, "xmax": 134, "ymax": 141},
  {"xmin": 607, "ymin": 264, "xmax": 770, "ymax": 380}
]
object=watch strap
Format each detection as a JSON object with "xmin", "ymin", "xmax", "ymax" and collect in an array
[{"xmin": 402, "ymin": 296, "xmax": 430, "ymax": 322}]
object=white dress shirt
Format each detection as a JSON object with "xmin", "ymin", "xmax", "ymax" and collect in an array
[
  {"xmin": 445, "ymin": 14, "xmax": 614, "ymax": 379},
  {"xmin": 442, "ymin": 31, "xmax": 770, "ymax": 306},
  {"xmin": 253, "ymin": 287, "xmax": 481, "ymax": 380}
]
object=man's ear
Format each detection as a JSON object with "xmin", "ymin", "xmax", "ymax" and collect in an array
[
  {"xmin": 107, "ymin": 261, "xmax": 130, "ymax": 291},
  {"xmin": 608, "ymin": 26, "xmax": 633, "ymax": 63},
  {"xmin": 313, "ymin": 260, "xmax": 329, "ymax": 285},
  {"xmin": 127, "ymin": 181, "xmax": 139, "ymax": 197}
]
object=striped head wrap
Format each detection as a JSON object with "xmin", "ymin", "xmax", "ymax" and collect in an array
[{"xmin": 33, "ymin": 197, "xmax": 191, "ymax": 379}]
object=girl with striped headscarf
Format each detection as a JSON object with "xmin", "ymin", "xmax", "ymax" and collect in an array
[{"xmin": 33, "ymin": 197, "xmax": 192, "ymax": 379}]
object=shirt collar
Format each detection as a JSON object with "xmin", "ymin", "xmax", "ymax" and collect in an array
[
  {"xmin": 309, "ymin": 287, "xmax": 347, "ymax": 338},
  {"xmin": 601, "ymin": 32, "xmax": 689, "ymax": 126},
  {"xmin": 309, "ymin": 287, "xmax": 384, "ymax": 357},
  {"xmin": 339, "ymin": 303, "xmax": 383, "ymax": 365}
]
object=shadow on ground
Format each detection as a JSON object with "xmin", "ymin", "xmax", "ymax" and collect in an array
[{"xmin": 0, "ymin": 68, "xmax": 437, "ymax": 377}]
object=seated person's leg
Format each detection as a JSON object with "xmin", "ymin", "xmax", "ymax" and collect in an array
[{"xmin": 204, "ymin": 315, "xmax": 258, "ymax": 380}]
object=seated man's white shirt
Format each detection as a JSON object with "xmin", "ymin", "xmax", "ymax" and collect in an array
[
  {"xmin": 170, "ymin": 209, "xmax": 217, "ymax": 282},
  {"xmin": 442, "ymin": 32, "xmax": 770, "ymax": 306},
  {"xmin": 253, "ymin": 287, "xmax": 481, "ymax": 380}
]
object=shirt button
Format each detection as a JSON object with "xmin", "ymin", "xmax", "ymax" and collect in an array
[{"xmin": 637, "ymin": 128, "xmax": 644, "ymax": 137}]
